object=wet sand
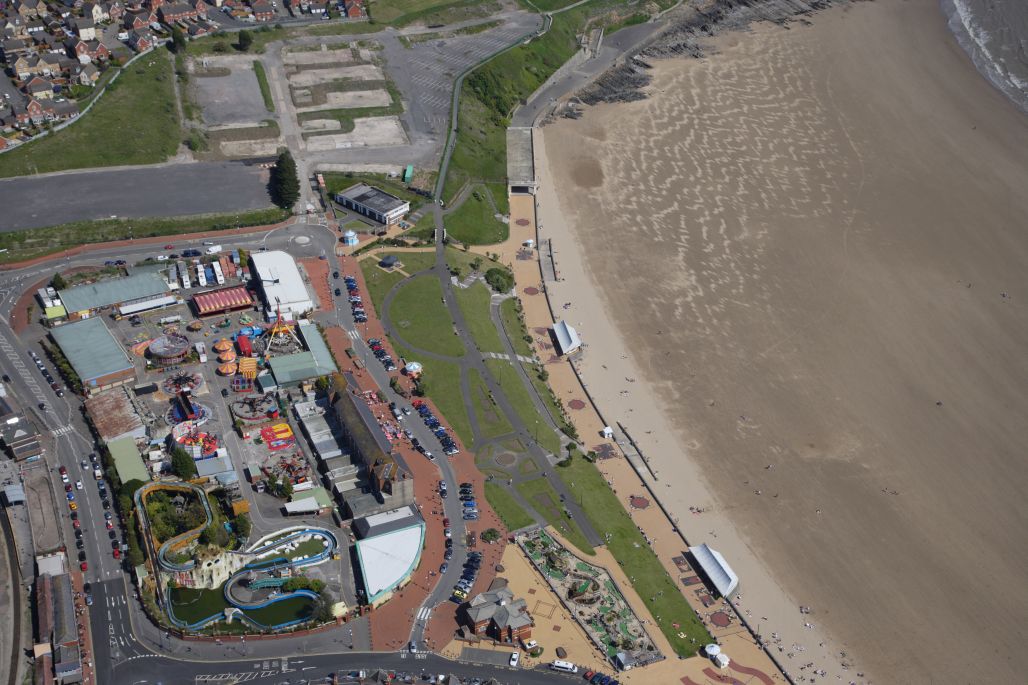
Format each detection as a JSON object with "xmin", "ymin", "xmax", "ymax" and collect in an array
[{"xmin": 537, "ymin": 0, "xmax": 1028, "ymax": 681}]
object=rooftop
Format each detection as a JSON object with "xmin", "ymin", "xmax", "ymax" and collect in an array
[
  {"xmin": 83, "ymin": 388, "xmax": 144, "ymax": 442},
  {"xmin": 249, "ymin": 251, "xmax": 313, "ymax": 314},
  {"xmin": 269, "ymin": 350, "xmax": 337, "ymax": 386},
  {"xmin": 50, "ymin": 317, "xmax": 133, "ymax": 384},
  {"xmin": 552, "ymin": 320, "xmax": 582, "ymax": 355},
  {"xmin": 355, "ymin": 522, "xmax": 425, "ymax": 603},
  {"xmin": 506, "ymin": 127, "xmax": 536, "ymax": 188},
  {"xmin": 195, "ymin": 455, "xmax": 234, "ymax": 478},
  {"xmin": 192, "ymin": 285, "xmax": 254, "ymax": 316},
  {"xmin": 337, "ymin": 183, "xmax": 409, "ymax": 215},
  {"xmin": 690, "ymin": 543, "xmax": 739, "ymax": 597},
  {"xmin": 59, "ymin": 271, "xmax": 169, "ymax": 314},
  {"xmin": 353, "ymin": 504, "xmax": 419, "ymax": 539},
  {"xmin": 107, "ymin": 436, "xmax": 149, "ymax": 484}
]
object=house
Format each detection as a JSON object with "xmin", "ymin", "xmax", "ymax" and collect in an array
[
  {"xmin": 126, "ymin": 28, "xmax": 152, "ymax": 50},
  {"xmin": 73, "ymin": 61, "xmax": 98, "ymax": 85},
  {"xmin": 11, "ymin": 53, "xmax": 41, "ymax": 79},
  {"xmin": 308, "ymin": 0, "xmax": 327, "ymax": 13},
  {"xmin": 189, "ymin": 0, "xmax": 208, "ymax": 15},
  {"xmin": 15, "ymin": 0, "xmax": 45, "ymax": 19},
  {"xmin": 158, "ymin": 2, "xmax": 196, "ymax": 21},
  {"xmin": 82, "ymin": 1, "xmax": 108, "ymax": 22},
  {"xmin": 250, "ymin": 1, "xmax": 273, "ymax": 21},
  {"xmin": 106, "ymin": 1, "xmax": 125, "ymax": 22},
  {"xmin": 343, "ymin": 0, "xmax": 362, "ymax": 18},
  {"xmin": 73, "ymin": 15, "xmax": 95, "ymax": 39},
  {"xmin": 24, "ymin": 75, "xmax": 53, "ymax": 99},
  {"xmin": 25, "ymin": 19, "xmax": 45, "ymax": 32},
  {"xmin": 460, "ymin": 581, "xmax": 534, "ymax": 643},
  {"xmin": 66, "ymin": 37, "xmax": 108, "ymax": 61},
  {"xmin": 122, "ymin": 8, "xmax": 153, "ymax": 28},
  {"xmin": 0, "ymin": 37, "xmax": 30, "ymax": 59}
]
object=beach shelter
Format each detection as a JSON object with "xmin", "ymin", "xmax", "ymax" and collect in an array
[{"xmin": 342, "ymin": 230, "xmax": 359, "ymax": 246}]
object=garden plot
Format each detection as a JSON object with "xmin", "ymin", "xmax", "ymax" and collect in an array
[
  {"xmin": 295, "ymin": 89, "xmax": 392, "ymax": 113},
  {"xmin": 304, "ymin": 116, "xmax": 408, "ymax": 151},
  {"xmin": 286, "ymin": 64, "xmax": 384, "ymax": 88}
]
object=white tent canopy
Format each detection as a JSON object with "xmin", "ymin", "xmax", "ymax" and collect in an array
[
  {"xmin": 690, "ymin": 543, "xmax": 739, "ymax": 597},
  {"xmin": 552, "ymin": 320, "xmax": 581, "ymax": 355}
]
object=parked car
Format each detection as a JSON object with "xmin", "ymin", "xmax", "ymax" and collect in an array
[
  {"xmin": 439, "ymin": 562, "xmax": 448, "ymax": 573},
  {"xmin": 335, "ymin": 288, "xmax": 342, "ymax": 296},
  {"xmin": 510, "ymin": 653, "xmax": 520, "ymax": 668}
]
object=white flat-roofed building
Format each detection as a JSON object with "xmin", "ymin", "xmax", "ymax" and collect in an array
[
  {"xmin": 336, "ymin": 183, "xmax": 410, "ymax": 225},
  {"xmin": 354, "ymin": 520, "xmax": 425, "ymax": 606},
  {"xmin": 248, "ymin": 250, "xmax": 315, "ymax": 321}
]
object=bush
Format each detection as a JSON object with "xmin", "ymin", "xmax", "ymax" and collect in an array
[
  {"xmin": 237, "ymin": 30, "xmax": 253, "ymax": 52},
  {"xmin": 484, "ymin": 267, "xmax": 514, "ymax": 293}
]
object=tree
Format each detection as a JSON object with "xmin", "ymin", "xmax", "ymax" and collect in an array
[
  {"xmin": 171, "ymin": 26, "xmax": 187, "ymax": 53},
  {"xmin": 484, "ymin": 267, "xmax": 514, "ymax": 293},
  {"xmin": 170, "ymin": 447, "xmax": 197, "ymax": 480},
  {"xmin": 50, "ymin": 272, "xmax": 67, "ymax": 290},
  {"xmin": 237, "ymin": 30, "xmax": 253, "ymax": 52},
  {"xmin": 313, "ymin": 589, "xmax": 335, "ymax": 623},
  {"xmin": 270, "ymin": 150, "xmax": 300, "ymax": 209},
  {"xmin": 234, "ymin": 513, "xmax": 251, "ymax": 539}
]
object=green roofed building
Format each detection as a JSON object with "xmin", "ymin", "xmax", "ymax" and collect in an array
[
  {"xmin": 49, "ymin": 317, "xmax": 136, "ymax": 396},
  {"xmin": 107, "ymin": 436, "xmax": 149, "ymax": 484},
  {"xmin": 268, "ymin": 322, "xmax": 338, "ymax": 387},
  {"xmin": 58, "ymin": 272, "xmax": 171, "ymax": 320}
]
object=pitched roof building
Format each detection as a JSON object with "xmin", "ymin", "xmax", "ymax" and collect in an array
[{"xmin": 461, "ymin": 580, "xmax": 534, "ymax": 643}]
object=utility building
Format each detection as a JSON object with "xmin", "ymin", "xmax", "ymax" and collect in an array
[
  {"xmin": 336, "ymin": 183, "xmax": 410, "ymax": 225},
  {"xmin": 50, "ymin": 317, "xmax": 136, "ymax": 396},
  {"xmin": 248, "ymin": 251, "xmax": 315, "ymax": 321}
]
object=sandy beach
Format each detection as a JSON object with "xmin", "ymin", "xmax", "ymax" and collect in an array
[{"xmin": 535, "ymin": 0, "xmax": 1028, "ymax": 682}]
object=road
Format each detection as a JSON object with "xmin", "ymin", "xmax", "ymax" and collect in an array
[{"xmin": 0, "ymin": 162, "xmax": 275, "ymax": 232}]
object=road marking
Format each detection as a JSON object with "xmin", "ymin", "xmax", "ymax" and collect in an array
[{"xmin": 416, "ymin": 606, "xmax": 433, "ymax": 621}]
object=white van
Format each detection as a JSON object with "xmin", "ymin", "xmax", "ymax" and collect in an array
[{"xmin": 550, "ymin": 660, "xmax": 578, "ymax": 673}]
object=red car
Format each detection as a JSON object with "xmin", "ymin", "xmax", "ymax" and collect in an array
[
  {"xmin": 72, "ymin": 520, "xmax": 81, "ymax": 529},
  {"xmin": 106, "ymin": 521, "xmax": 114, "ymax": 530},
  {"xmin": 112, "ymin": 549, "xmax": 121, "ymax": 559},
  {"xmin": 80, "ymin": 562, "xmax": 88, "ymax": 571},
  {"xmin": 443, "ymin": 517, "xmax": 450, "ymax": 527},
  {"xmin": 65, "ymin": 483, "xmax": 73, "ymax": 492},
  {"xmin": 58, "ymin": 465, "xmax": 67, "ymax": 475},
  {"xmin": 164, "ymin": 244, "xmax": 174, "ymax": 249}
]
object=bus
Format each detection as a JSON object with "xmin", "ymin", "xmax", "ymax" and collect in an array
[{"xmin": 211, "ymin": 261, "xmax": 225, "ymax": 285}]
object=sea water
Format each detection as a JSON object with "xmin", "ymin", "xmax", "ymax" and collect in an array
[{"xmin": 942, "ymin": 0, "xmax": 1028, "ymax": 113}]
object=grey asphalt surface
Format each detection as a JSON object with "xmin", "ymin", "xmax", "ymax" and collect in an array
[{"xmin": 0, "ymin": 162, "xmax": 274, "ymax": 232}]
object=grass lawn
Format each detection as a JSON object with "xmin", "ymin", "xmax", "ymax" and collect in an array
[
  {"xmin": 390, "ymin": 250, "xmax": 436, "ymax": 275},
  {"xmin": 556, "ymin": 457, "xmax": 711, "ymax": 656},
  {"xmin": 169, "ymin": 586, "xmax": 229, "ymax": 625},
  {"xmin": 499, "ymin": 298, "xmax": 534, "ymax": 358},
  {"xmin": 444, "ymin": 246, "xmax": 504, "ymax": 278},
  {"xmin": 454, "ymin": 282, "xmax": 505, "ymax": 354},
  {"xmin": 0, "ymin": 207, "xmax": 287, "ymax": 265},
  {"xmin": 389, "ymin": 275, "xmax": 465, "ymax": 357},
  {"xmin": 358, "ymin": 257, "xmax": 406, "ymax": 316},
  {"xmin": 485, "ymin": 181, "xmax": 510, "ymax": 216},
  {"xmin": 516, "ymin": 477, "xmax": 594, "ymax": 555},
  {"xmin": 0, "ymin": 52, "xmax": 179, "ymax": 178},
  {"xmin": 485, "ymin": 358, "xmax": 561, "ymax": 455},
  {"xmin": 392, "ymin": 340, "xmax": 474, "ymax": 446},
  {"xmin": 253, "ymin": 60, "xmax": 274, "ymax": 111},
  {"xmin": 444, "ymin": 186, "xmax": 508, "ymax": 245},
  {"xmin": 442, "ymin": 93, "xmax": 506, "ymax": 203},
  {"xmin": 469, "ymin": 367, "xmax": 513, "ymax": 440},
  {"xmin": 406, "ymin": 213, "xmax": 437, "ymax": 241},
  {"xmin": 484, "ymin": 482, "xmax": 534, "ymax": 531}
]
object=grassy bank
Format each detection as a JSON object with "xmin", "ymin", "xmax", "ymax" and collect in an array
[
  {"xmin": 469, "ymin": 367, "xmax": 513, "ymax": 439},
  {"xmin": 556, "ymin": 457, "xmax": 710, "ymax": 657},
  {"xmin": 454, "ymin": 282, "xmax": 505, "ymax": 354},
  {"xmin": 485, "ymin": 358, "xmax": 561, "ymax": 455},
  {"xmin": 484, "ymin": 481, "xmax": 535, "ymax": 531},
  {"xmin": 253, "ymin": 60, "xmax": 275, "ymax": 111},
  {"xmin": 444, "ymin": 185, "xmax": 508, "ymax": 245},
  {"xmin": 0, "ymin": 51, "xmax": 180, "ymax": 178},
  {"xmin": 517, "ymin": 476, "xmax": 594, "ymax": 555},
  {"xmin": 0, "ymin": 207, "xmax": 287, "ymax": 265}
]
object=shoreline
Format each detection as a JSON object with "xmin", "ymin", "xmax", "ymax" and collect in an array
[{"xmin": 532, "ymin": 0, "xmax": 1028, "ymax": 682}]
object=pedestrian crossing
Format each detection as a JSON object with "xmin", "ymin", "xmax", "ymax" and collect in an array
[
  {"xmin": 52, "ymin": 426, "xmax": 73, "ymax": 437},
  {"xmin": 347, "ymin": 329, "xmax": 360, "ymax": 341},
  {"xmin": 416, "ymin": 605, "xmax": 433, "ymax": 621}
]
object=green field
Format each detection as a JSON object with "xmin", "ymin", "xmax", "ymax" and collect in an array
[
  {"xmin": 469, "ymin": 367, "xmax": 513, "ymax": 439},
  {"xmin": 253, "ymin": 61, "xmax": 275, "ymax": 111},
  {"xmin": 393, "ymin": 340, "xmax": 474, "ymax": 446},
  {"xmin": 0, "ymin": 207, "xmax": 287, "ymax": 265},
  {"xmin": 484, "ymin": 481, "xmax": 535, "ymax": 531},
  {"xmin": 556, "ymin": 457, "xmax": 711, "ymax": 656},
  {"xmin": 389, "ymin": 250, "xmax": 436, "ymax": 275},
  {"xmin": 516, "ymin": 476, "xmax": 594, "ymax": 555},
  {"xmin": 0, "ymin": 52, "xmax": 179, "ymax": 178},
  {"xmin": 454, "ymin": 282, "xmax": 505, "ymax": 354},
  {"xmin": 389, "ymin": 275, "xmax": 465, "ymax": 357},
  {"xmin": 406, "ymin": 213, "xmax": 437, "ymax": 240},
  {"xmin": 358, "ymin": 257, "xmax": 406, "ymax": 316},
  {"xmin": 444, "ymin": 186, "xmax": 508, "ymax": 245},
  {"xmin": 485, "ymin": 358, "xmax": 561, "ymax": 455}
]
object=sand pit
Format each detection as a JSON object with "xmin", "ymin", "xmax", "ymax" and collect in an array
[
  {"xmin": 537, "ymin": 0, "xmax": 1028, "ymax": 683},
  {"xmin": 286, "ymin": 64, "xmax": 384, "ymax": 88},
  {"xmin": 304, "ymin": 116, "xmax": 408, "ymax": 151},
  {"xmin": 295, "ymin": 89, "xmax": 392, "ymax": 113},
  {"xmin": 219, "ymin": 138, "xmax": 283, "ymax": 158},
  {"xmin": 284, "ymin": 48, "xmax": 354, "ymax": 65}
]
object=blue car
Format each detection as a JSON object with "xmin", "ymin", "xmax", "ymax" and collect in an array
[
  {"xmin": 439, "ymin": 562, "xmax": 448, "ymax": 573},
  {"xmin": 66, "ymin": 492, "xmax": 75, "ymax": 501},
  {"xmin": 463, "ymin": 500, "xmax": 477, "ymax": 508}
]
